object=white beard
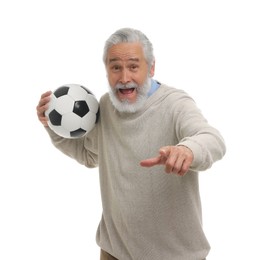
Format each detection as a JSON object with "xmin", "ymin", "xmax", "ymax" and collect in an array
[{"xmin": 108, "ymin": 77, "xmax": 152, "ymax": 113}]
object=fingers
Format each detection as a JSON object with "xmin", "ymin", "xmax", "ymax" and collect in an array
[
  {"xmin": 141, "ymin": 146, "xmax": 193, "ymax": 176},
  {"xmin": 165, "ymin": 154, "xmax": 189, "ymax": 176},
  {"xmin": 164, "ymin": 146, "xmax": 193, "ymax": 176},
  {"xmin": 140, "ymin": 156, "xmax": 162, "ymax": 167},
  {"xmin": 140, "ymin": 149, "xmax": 168, "ymax": 167},
  {"xmin": 36, "ymin": 91, "xmax": 52, "ymax": 126}
]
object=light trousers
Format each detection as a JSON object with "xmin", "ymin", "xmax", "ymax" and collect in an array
[{"xmin": 100, "ymin": 249, "xmax": 206, "ymax": 260}]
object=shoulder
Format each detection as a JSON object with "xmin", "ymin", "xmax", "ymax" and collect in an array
[
  {"xmin": 99, "ymin": 92, "xmax": 112, "ymax": 109},
  {"xmin": 157, "ymin": 83, "xmax": 195, "ymax": 103}
]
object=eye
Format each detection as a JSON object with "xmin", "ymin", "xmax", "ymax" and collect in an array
[
  {"xmin": 111, "ymin": 64, "xmax": 121, "ymax": 72},
  {"xmin": 129, "ymin": 64, "xmax": 138, "ymax": 71}
]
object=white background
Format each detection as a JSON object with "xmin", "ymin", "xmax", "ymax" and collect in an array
[{"xmin": 0, "ymin": 0, "xmax": 269, "ymax": 259}]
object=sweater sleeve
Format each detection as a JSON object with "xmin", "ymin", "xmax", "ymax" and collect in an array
[
  {"xmin": 45, "ymin": 126, "xmax": 98, "ymax": 168},
  {"xmin": 173, "ymin": 94, "xmax": 226, "ymax": 171}
]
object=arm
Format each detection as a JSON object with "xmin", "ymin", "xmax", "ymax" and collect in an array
[
  {"xmin": 140, "ymin": 93, "xmax": 226, "ymax": 175},
  {"xmin": 36, "ymin": 91, "xmax": 98, "ymax": 168}
]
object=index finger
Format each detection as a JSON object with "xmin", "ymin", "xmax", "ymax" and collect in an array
[{"xmin": 140, "ymin": 156, "xmax": 162, "ymax": 167}]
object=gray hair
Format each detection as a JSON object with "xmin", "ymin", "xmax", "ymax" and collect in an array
[{"xmin": 103, "ymin": 28, "xmax": 155, "ymax": 69}]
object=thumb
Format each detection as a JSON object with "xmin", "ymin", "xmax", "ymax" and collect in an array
[{"xmin": 159, "ymin": 146, "xmax": 170, "ymax": 158}]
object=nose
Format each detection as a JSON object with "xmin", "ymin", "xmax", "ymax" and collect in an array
[{"xmin": 119, "ymin": 69, "xmax": 131, "ymax": 85}]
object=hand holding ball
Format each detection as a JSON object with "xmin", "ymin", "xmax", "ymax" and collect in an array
[{"xmin": 45, "ymin": 84, "xmax": 99, "ymax": 138}]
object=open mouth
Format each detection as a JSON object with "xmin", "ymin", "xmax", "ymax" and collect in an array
[{"xmin": 119, "ymin": 88, "xmax": 135, "ymax": 94}]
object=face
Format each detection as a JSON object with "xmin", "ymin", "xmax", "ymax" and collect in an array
[{"xmin": 106, "ymin": 42, "xmax": 155, "ymax": 105}]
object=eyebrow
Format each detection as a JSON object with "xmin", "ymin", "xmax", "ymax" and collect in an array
[{"xmin": 108, "ymin": 57, "xmax": 140, "ymax": 63}]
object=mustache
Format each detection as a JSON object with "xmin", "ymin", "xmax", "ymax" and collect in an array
[{"xmin": 115, "ymin": 82, "xmax": 139, "ymax": 90}]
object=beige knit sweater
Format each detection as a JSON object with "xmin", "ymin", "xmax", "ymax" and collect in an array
[{"xmin": 46, "ymin": 84, "xmax": 226, "ymax": 260}]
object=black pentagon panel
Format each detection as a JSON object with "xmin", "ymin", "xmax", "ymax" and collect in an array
[
  {"xmin": 54, "ymin": 86, "xmax": 70, "ymax": 98},
  {"xmin": 73, "ymin": 100, "xmax": 89, "ymax": 117},
  {"xmin": 80, "ymin": 85, "xmax": 93, "ymax": 95},
  {"xmin": 49, "ymin": 110, "xmax": 62, "ymax": 125},
  {"xmin": 70, "ymin": 128, "xmax": 86, "ymax": 138}
]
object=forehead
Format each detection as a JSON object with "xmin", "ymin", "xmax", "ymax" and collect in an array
[{"xmin": 107, "ymin": 42, "xmax": 145, "ymax": 63}]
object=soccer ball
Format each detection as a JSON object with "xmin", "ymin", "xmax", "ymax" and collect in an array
[{"xmin": 45, "ymin": 84, "xmax": 99, "ymax": 138}]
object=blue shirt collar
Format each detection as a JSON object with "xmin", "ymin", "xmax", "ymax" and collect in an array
[{"xmin": 147, "ymin": 79, "xmax": 160, "ymax": 97}]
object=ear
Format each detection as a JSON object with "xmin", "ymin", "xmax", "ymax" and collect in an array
[{"xmin": 149, "ymin": 61, "xmax": 155, "ymax": 77}]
